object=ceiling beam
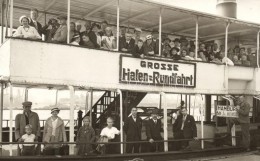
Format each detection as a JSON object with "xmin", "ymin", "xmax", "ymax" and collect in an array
[
  {"xmin": 146, "ymin": 17, "xmax": 193, "ymax": 30},
  {"xmin": 120, "ymin": 8, "xmax": 154, "ymax": 24},
  {"xmin": 201, "ymin": 29, "xmax": 253, "ymax": 39},
  {"xmin": 37, "ymin": 0, "xmax": 57, "ymax": 21},
  {"xmin": 177, "ymin": 22, "xmax": 222, "ymax": 33},
  {"xmin": 83, "ymin": 0, "xmax": 116, "ymax": 18}
]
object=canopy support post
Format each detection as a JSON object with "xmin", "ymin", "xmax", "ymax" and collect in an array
[
  {"xmin": 68, "ymin": 85, "xmax": 75, "ymax": 155},
  {"xmin": 24, "ymin": 88, "xmax": 28, "ymax": 101},
  {"xmin": 257, "ymin": 30, "xmax": 260, "ymax": 68},
  {"xmin": 85, "ymin": 91, "xmax": 89, "ymax": 114},
  {"xmin": 225, "ymin": 22, "xmax": 230, "ymax": 64},
  {"xmin": 231, "ymin": 124, "xmax": 236, "ymax": 146},
  {"xmin": 116, "ymin": 0, "xmax": 120, "ymax": 51},
  {"xmin": 195, "ymin": 16, "xmax": 199, "ymax": 60},
  {"xmin": 1, "ymin": 1, "xmax": 4, "ymax": 44},
  {"xmin": 67, "ymin": 0, "xmax": 71, "ymax": 44},
  {"xmin": 90, "ymin": 89, "xmax": 93, "ymax": 125},
  {"xmin": 0, "ymin": 82, "xmax": 4, "ymax": 156},
  {"xmin": 9, "ymin": 84, "xmax": 13, "ymax": 156},
  {"xmin": 158, "ymin": 8, "xmax": 163, "ymax": 56},
  {"xmin": 55, "ymin": 90, "xmax": 59, "ymax": 106},
  {"xmin": 161, "ymin": 92, "xmax": 168, "ymax": 152},
  {"xmin": 9, "ymin": 0, "xmax": 13, "ymax": 36},
  {"xmin": 117, "ymin": 89, "xmax": 123, "ymax": 154}
]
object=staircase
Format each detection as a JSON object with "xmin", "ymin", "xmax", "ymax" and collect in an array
[{"xmin": 84, "ymin": 91, "xmax": 147, "ymax": 128}]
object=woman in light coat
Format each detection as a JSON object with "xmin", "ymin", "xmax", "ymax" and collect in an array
[{"xmin": 43, "ymin": 108, "xmax": 67, "ymax": 155}]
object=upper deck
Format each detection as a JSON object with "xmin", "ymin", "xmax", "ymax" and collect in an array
[{"xmin": 0, "ymin": 38, "xmax": 259, "ymax": 95}]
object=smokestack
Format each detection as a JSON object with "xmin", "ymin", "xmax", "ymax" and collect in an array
[{"xmin": 216, "ymin": 0, "xmax": 237, "ymax": 18}]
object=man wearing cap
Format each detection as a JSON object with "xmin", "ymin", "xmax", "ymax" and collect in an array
[
  {"xmin": 52, "ymin": 15, "xmax": 67, "ymax": 43},
  {"xmin": 29, "ymin": 8, "xmax": 43, "ymax": 36},
  {"xmin": 146, "ymin": 109, "xmax": 163, "ymax": 152},
  {"xmin": 15, "ymin": 101, "xmax": 41, "ymax": 155},
  {"xmin": 124, "ymin": 107, "xmax": 142, "ymax": 153},
  {"xmin": 226, "ymin": 95, "xmax": 251, "ymax": 151},
  {"xmin": 173, "ymin": 107, "xmax": 197, "ymax": 150}
]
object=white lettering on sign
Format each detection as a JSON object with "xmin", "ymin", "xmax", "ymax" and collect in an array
[
  {"xmin": 216, "ymin": 105, "xmax": 238, "ymax": 118},
  {"xmin": 119, "ymin": 56, "xmax": 196, "ymax": 87}
]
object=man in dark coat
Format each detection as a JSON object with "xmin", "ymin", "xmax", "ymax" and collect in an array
[
  {"xmin": 146, "ymin": 109, "xmax": 163, "ymax": 152},
  {"xmin": 173, "ymin": 107, "xmax": 197, "ymax": 150},
  {"xmin": 119, "ymin": 32, "xmax": 135, "ymax": 53},
  {"xmin": 124, "ymin": 107, "xmax": 142, "ymax": 153},
  {"xmin": 29, "ymin": 8, "xmax": 43, "ymax": 36}
]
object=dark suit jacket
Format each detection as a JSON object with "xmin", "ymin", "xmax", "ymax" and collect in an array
[
  {"xmin": 146, "ymin": 119, "xmax": 163, "ymax": 140},
  {"xmin": 29, "ymin": 19, "xmax": 43, "ymax": 36},
  {"xmin": 88, "ymin": 31, "xmax": 100, "ymax": 49},
  {"xmin": 173, "ymin": 114, "xmax": 197, "ymax": 138},
  {"xmin": 132, "ymin": 45, "xmax": 144, "ymax": 58},
  {"xmin": 124, "ymin": 116, "xmax": 142, "ymax": 141},
  {"xmin": 119, "ymin": 37, "xmax": 135, "ymax": 53}
]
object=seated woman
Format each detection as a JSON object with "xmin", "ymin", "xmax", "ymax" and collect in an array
[
  {"xmin": 43, "ymin": 108, "xmax": 67, "ymax": 156},
  {"xmin": 101, "ymin": 27, "xmax": 116, "ymax": 50},
  {"xmin": 13, "ymin": 15, "xmax": 41, "ymax": 40},
  {"xmin": 180, "ymin": 48, "xmax": 190, "ymax": 60},
  {"xmin": 132, "ymin": 39, "xmax": 144, "ymax": 58}
]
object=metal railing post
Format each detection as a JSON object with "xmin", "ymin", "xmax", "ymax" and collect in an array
[
  {"xmin": 225, "ymin": 22, "xmax": 230, "ymax": 65},
  {"xmin": 161, "ymin": 92, "xmax": 168, "ymax": 152},
  {"xmin": 159, "ymin": 8, "xmax": 163, "ymax": 57},
  {"xmin": 67, "ymin": 0, "xmax": 71, "ymax": 44},
  {"xmin": 195, "ymin": 16, "xmax": 199, "ymax": 60},
  {"xmin": 116, "ymin": 0, "xmax": 120, "ymax": 51},
  {"xmin": 9, "ymin": 0, "xmax": 13, "ymax": 36},
  {"xmin": 0, "ymin": 82, "xmax": 4, "ymax": 156},
  {"xmin": 117, "ymin": 89, "xmax": 123, "ymax": 154},
  {"xmin": 68, "ymin": 85, "xmax": 75, "ymax": 155},
  {"xmin": 9, "ymin": 84, "xmax": 13, "ymax": 156}
]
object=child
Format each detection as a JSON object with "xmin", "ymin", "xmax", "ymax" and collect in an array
[
  {"xmin": 19, "ymin": 124, "xmax": 36, "ymax": 156},
  {"xmin": 76, "ymin": 117, "xmax": 95, "ymax": 156},
  {"xmin": 98, "ymin": 117, "xmax": 120, "ymax": 154}
]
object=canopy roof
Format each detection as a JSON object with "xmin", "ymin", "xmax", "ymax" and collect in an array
[{"xmin": 2, "ymin": 0, "xmax": 260, "ymax": 43}]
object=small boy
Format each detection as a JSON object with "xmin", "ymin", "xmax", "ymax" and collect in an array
[
  {"xmin": 98, "ymin": 117, "xmax": 120, "ymax": 154},
  {"xmin": 19, "ymin": 124, "xmax": 36, "ymax": 156}
]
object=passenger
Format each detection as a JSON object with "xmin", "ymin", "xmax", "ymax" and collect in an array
[
  {"xmin": 42, "ymin": 18, "xmax": 59, "ymax": 42},
  {"xmin": 119, "ymin": 32, "xmax": 135, "ymax": 53},
  {"xmin": 171, "ymin": 47, "xmax": 181, "ymax": 61},
  {"xmin": 146, "ymin": 109, "xmax": 163, "ymax": 152},
  {"xmin": 151, "ymin": 29, "xmax": 160, "ymax": 55},
  {"xmin": 162, "ymin": 43, "xmax": 172, "ymax": 58},
  {"xmin": 143, "ymin": 35, "xmax": 156, "ymax": 56},
  {"xmin": 52, "ymin": 15, "xmax": 67, "ymax": 43},
  {"xmin": 99, "ymin": 20, "xmax": 109, "ymax": 37},
  {"xmin": 185, "ymin": 49, "xmax": 195, "ymax": 60},
  {"xmin": 13, "ymin": 15, "xmax": 41, "ymax": 40},
  {"xmin": 227, "ymin": 48, "xmax": 235, "ymax": 60},
  {"xmin": 180, "ymin": 48, "xmax": 190, "ymax": 60},
  {"xmin": 241, "ymin": 54, "xmax": 251, "ymax": 67},
  {"xmin": 180, "ymin": 36, "xmax": 189, "ymax": 48},
  {"xmin": 205, "ymin": 44, "xmax": 213, "ymax": 60},
  {"xmin": 233, "ymin": 45, "xmax": 240, "ymax": 56},
  {"xmin": 81, "ymin": 33, "xmax": 95, "ymax": 49},
  {"xmin": 29, "ymin": 8, "xmax": 43, "ymax": 36},
  {"xmin": 134, "ymin": 28, "xmax": 143, "ymax": 45},
  {"xmin": 124, "ymin": 107, "xmax": 142, "ymax": 153},
  {"xmin": 120, "ymin": 27, "xmax": 127, "ymax": 38},
  {"xmin": 209, "ymin": 53, "xmax": 222, "ymax": 64},
  {"xmin": 218, "ymin": 52, "xmax": 234, "ymax": 66},
  {"xmin": 173, "ymin": 107, "xmax": 197, "ymax": 151},
  {"xmin": 75, "ymin": 21, "xmax": 82, "ymax": 33},
  {"xmin": 197, "ymin": 50, "xmax": 207, "ymax": 62},
  {"xmin": 81, "ymin": 20, "xmax": 92, "ymax": 35},
  {"xmin": 238, "ymin": 47, "xmax": 246, "ymax": 59},
  {"xmin": 173, "ymin": 38, "xmax": 181, "ymax": 50},
  {"xmin": 70, "ymin": 22, "xmax": 80, "ymax": 42},
  {"xmin": 247, "ymin": 50, "xmax": 257, "ymax": 67},
  {"xmin": 101, "ymin": 26, "xmax": 116, "ymax": 50},
  {"xmin": 43, "ymin": 108, "xmax": 67, "ymax": 156},
  {"xmin": 98, "ymin": 117, "xmax": 120, "ymax": 154},
  {"xmin": 88, "ymin": 23, "xmax": 102, "ymax": 48},
  {"xmin": 226, "ymin": 95, "xmax": 251, "ymax": 151},
  {"xmin": 15, "ymin": 101, "xmax": 40, "ymax": 156},
  {"xmin": 213, "ymin": 43, "xmax": 219, "ymax": 54},
  {"xmin": 232, "ymin": 55, "xmax": 242, "ymax": 65},
  {"xmin": 76, "ymin": 117, "xmax": 95, "ymax": 156},
  {"xmin": 70, "ymin": 34, "xmax": 81, "ymax": 46},
  {"xmin": 132, "ymin": 39, "xmax": 144, "ymax": 58},
  {"xmin": 19, "ymin": 124, "xmax": 36, "ymax": 156}
]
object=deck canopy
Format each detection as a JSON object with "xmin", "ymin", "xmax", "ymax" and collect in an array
[{"xmin": 1, "ymin": 0, "xmax": 259, "ymax": 43}]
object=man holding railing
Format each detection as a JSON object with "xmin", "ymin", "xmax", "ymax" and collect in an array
[{"xmin": 15, "ymin": 101, "xmax": 41, "ymax": 156}]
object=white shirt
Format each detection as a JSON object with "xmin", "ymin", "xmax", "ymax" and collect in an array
[
  {"xmin": 132, "ymin": 116, "xmax": 137, "ymax": 122},
  {"xmin": 102, "ymin": 36, "xmax": 115, "ymax": 50},
  {"xmin": 222, "ymin": 57, "xmax": 234, "ymax": 66},
  {"xmin": 13, "ymin": 26, "xmax": 41, "ymax": 39},
  {"xmin": 52, "ymin": 118, "xmax": 58, "ymax": 136},
  {"xmin": 70, "ymin": 41, "xmax": 79, "ymax": 46},
  {"xmin": 19, "ymin": 133, "xmax": 36, "ymax": 148},
  {"xmin": 100, "ymin": 127, "xmax": 120, "ymax": 139},
  {"xmin": 181, "ymin": 115, "xmax": 187, "ymax": 130}
]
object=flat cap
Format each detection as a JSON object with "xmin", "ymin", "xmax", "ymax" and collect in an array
[{"xmin": 22, "ymin": 101, "xmax": 32, "ymax": 106}]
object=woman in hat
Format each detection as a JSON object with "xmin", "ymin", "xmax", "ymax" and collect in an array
[
  {"xmin": 43, "ymin": 108, "xmax": 67, "ymax": 155},
  {"xmin": 143, "ymin": 35, "xmax": 156, "ymax": 56},
  {"xmin": 70, "ymin": 34, "xmax": 81, "ymax": 46},
  {"xmin": 13, "ymin": 15, "xmax": 41, "ymax": 39}
]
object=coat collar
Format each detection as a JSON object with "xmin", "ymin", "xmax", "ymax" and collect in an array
[{"xmin": 46, "ymin": 116, "xmax": 63, "ymax": 128}]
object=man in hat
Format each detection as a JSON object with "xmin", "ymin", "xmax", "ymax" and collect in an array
[
  {"xmin": 146, "ymin": 109, "xmax": 163, "ymax": 152},
  {"xmin": 42, "ymin": 18, "xmax": 59, "ymax": 42},
  {"xmin": 29, "ymin": 8, "xmax": 43, "ymax": 36},
  {"xmin": 173, "ymin": 107, "xmax": 197, "ymax": 150},
  {"xmin": 124, "ymin": 107, "xmax": 142, "ymax": 153},
  {"xmin": 119, "ymin": 32, "xmax": 135, "ymax": 53},
  {"xmin": 151, "ymin": 29, "xmax": 160, "ymax": 55},
  {"xmin": 52, "ymin": 15, "xmax": 67, "ymax": 43},
  {"xmin": 226, "ymin": 95, "xmax": 251, "ymax": 151},
  {"xmin": 15, "ymin": 101, "xmax": 41, "ymax": 155}
]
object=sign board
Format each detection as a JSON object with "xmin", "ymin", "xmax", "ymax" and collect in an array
[
  {"xmin": 216, "ymin": 105, "xmax": 238, "ymax": 118},
  {"xmin": 119, "ymin": 56, "xmax": 196, "ymax": 87}
]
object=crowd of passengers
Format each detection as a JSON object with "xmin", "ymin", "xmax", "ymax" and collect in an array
[{"xmin": 13, "ymin": 9, "xmax": 257, "ymax": 67}]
